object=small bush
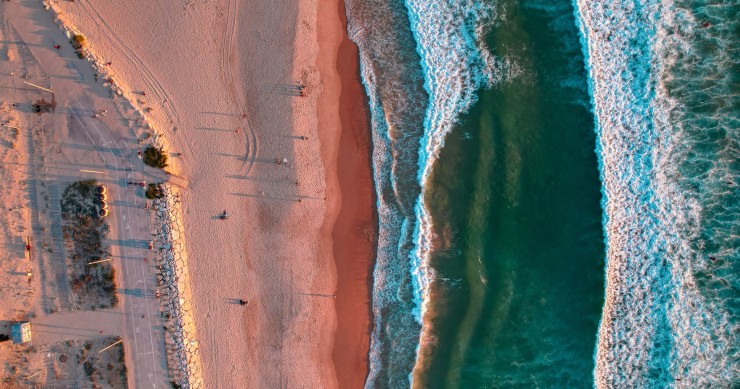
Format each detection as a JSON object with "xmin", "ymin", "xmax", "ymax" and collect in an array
[
  {"xmin": 102, "ymin": 267, "xmax": 115, "ymax": 282},
  {"xmin": 71, "ymin": 34, "xmax": 86, "ymax": 50},
  {"xmin": 143, "ymin": 146, "xmax": 167, "ymax": 169},
  {"xmin": 83, "ymin": 361, "xmax": 95, "ymax": 377},
  {"xmin": 145, "ymin": 183, "xmax": 164, "ymax": 199},
  {"xmin": 170, "ymin": 382, "xmax": 182, "ymax": 389}
]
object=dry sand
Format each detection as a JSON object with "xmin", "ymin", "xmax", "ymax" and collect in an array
[{"xmin": 50, "ymin": 0, "xmax": 375, "ymax": 387}]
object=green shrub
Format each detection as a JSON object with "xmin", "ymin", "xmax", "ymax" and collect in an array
[
  {"xmin": 145, "ymin": 183, "xmax": 164, "ymax": 199},
  {"xmin": 143, "ymin": 146, "xmax": 168, "ymax": 169},
  {"xmin": 71, "ymin": 34, "xmax": 86, "ymax": 50},
  {"xmin": 83, "ymin": 361, "xmax": 95, "ymax": 377},
  {"xmin": 102, "ymin": 267, "xmax": 115, "ymax": 282}
]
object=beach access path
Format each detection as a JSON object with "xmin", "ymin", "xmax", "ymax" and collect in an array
[{"xmin": 3, "ymin": 1, "xmax": 169, "ymax": 387}]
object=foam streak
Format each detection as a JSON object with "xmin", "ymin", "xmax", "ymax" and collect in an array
[{"xmin": 573, "ymin": 0, "xmax": 739, "ymax": 386}]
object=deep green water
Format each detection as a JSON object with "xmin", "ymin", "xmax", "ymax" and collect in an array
[{"xmin": 416, "ymin": 1, "xmax": 605, "ymax": 387}]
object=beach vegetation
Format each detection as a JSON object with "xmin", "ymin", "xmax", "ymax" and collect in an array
[
  {"xmin": 83, "ymin": 361, "xmax": 95, "ymax": 377},
  {"xmin": 61, "ymin": 180, "xmax": 103, "ymax": 219},
  {"xmin": 71, "ymin": 337, "xmax": 127, "ymax": 387},
  {"xmin": 143, "ymin": 146, "xmax": 168, "ymax": 169},
  {"xmin": 71, "ymin": 34, "xmax": 87, "ymax": 58},
  {"xmin": 71, "ymin": 34, "xmax": 86, "ymax": 49},
  {"xmin": 61, "ymin": 181, "xmax": 117, "ymax": 310},
  {"xmin": 145, "ymin": 182, "xmax": 164, "ymax": 199}
]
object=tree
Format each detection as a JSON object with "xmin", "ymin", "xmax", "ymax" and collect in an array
[
  {"xmin": 71, "ymin": 34, "xmax": 86, "ymax": 50},
  {"xmin": 143, "ymin": 146, "xmax": 168, "ymax": 169},
  {"xmin": 145, "ymin": 183, "xmax": 164, "ymax": 199}
]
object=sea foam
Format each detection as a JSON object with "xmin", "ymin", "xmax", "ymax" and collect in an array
[
  {"xmin": 345, "ymin": 0, "xmax": 520, "ymax": 386},
  {"xmin": 402, "ymin": 0, "xmax": 520, "ymax": 385},
  {"xmin": 573, "ymin": 0, "xmax": 739, "ymax": 386},
  {"xmin": 345, "ymin": 0, "xmax": 433, "ymax": 386}
]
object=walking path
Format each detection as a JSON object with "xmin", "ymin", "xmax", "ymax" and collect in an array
[{"xmin": 32, "ymin": 310, "xmax": 123, "ymax": 343}]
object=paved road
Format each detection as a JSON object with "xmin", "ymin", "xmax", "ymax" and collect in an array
[
  {"xmin": 47, "ymin": 183, "xmax": 73, "ymax": 311},
  {"xmin": 69, "ymin": 106, "xmax": 167, "ymax": 389}
]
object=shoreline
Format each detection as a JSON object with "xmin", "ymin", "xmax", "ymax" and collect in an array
[{"xmin": 320, "ymin": 0, "xmax": 376, "ymax": 387}]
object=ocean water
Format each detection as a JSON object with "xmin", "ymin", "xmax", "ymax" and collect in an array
[
  {"xmin": 344, "ymin": 0, "xmax": 429, "ymax": 386},
  {"xmin": 345, "ymin": 0, "xmax": 738, "ymax": 386},
  {"xmin": 574, "ymin": 0, "xmax": 739, "ymax": 386}
]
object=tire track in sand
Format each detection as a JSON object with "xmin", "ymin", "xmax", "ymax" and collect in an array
[
  {"xmin": 74, "ymin": 0, "xmax": 196, "ymax": 160},
  {"xmin": 218, "ymin": 0, "xmax": 259, "ymax": 176}
]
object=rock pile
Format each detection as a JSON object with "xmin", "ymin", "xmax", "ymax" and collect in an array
[{"xmin": 153, "ymin": 186, "xmax": 203, "ymax": 389}]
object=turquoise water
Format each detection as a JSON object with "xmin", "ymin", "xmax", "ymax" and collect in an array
[
  {"xmin": 575, "ymin": 0, "xmax": 739, "ymax": 385},
  {"xmin": 346, "ymin": 0, "xmax": 738, "ymax": 386},
  {"xmin": 414, "ymin": 1, "xmax": 604, "ymax": 386}
]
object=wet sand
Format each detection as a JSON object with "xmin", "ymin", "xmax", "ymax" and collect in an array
[{"xmin": 319, "ymin": 0, "xmax": 376, "ymax": 387}]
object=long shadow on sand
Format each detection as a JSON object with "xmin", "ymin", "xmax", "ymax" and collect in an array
[{"xmin": 224, "ymin": 174, "xmax": 295, "ymax": 184}]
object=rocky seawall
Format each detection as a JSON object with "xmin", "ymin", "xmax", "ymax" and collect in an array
[{"xmin": 153, "ymin": 186, "xmax": 203, "ymax": 389}]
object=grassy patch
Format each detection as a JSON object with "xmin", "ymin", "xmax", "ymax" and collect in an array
[
  {"xmin": 61, "ymin": 181, "xmax": 117, "ymax": 309},
  {"xmin": 70, "ymin": 337, "xmax": 128, "ymax": 388}
]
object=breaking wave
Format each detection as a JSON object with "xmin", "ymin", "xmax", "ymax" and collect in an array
[
  {"xmin": 573, "ymin": 0, "xmax": 739, "ymax": 386},
  {"xmin": 345, "ymin": 0, "xmax": 518, "ymax": 386}
]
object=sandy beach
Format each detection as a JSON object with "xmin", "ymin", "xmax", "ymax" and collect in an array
[{"xmin": 48, "ymin": 0, "xmax": 375, "ymax": 387}]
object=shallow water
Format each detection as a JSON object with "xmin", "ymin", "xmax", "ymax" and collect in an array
[{"xmin": 413, "ymin": 0, "xmax": 604, "ymax": 386}]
